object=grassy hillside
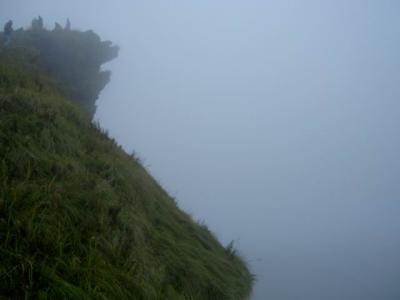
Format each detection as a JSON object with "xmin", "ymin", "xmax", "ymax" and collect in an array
[{"xmin": 0, "ymin": 40, "xmax": 253, "ymax": 300}]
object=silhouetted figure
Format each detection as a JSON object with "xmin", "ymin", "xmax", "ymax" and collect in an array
[
  {"xmin": 65, "ymin": 18, "xmax": 71, "ymax": 30},
  {"xmin": 4, "ymin": 20, "xmax": 13, "ymax": 35},
  {"xmin": 3, "ymin": 20, "xmax": 13, "ymax": 46},
  {"xmin": 32, "ymin": 16, "xmax": 44, "ymax": 30},
  {"xmin": 38, "ymin": 16, "xmax": 43, "ymax": 28}
]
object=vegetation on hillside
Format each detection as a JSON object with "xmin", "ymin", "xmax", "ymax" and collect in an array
[{"xmin": 0, "ymin": 20, "xmax": 253, "ymax": 299}]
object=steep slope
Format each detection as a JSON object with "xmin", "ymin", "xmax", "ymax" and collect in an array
[{"xmin": 0, "ymin": 31, "xmax": 253, "ymax": 299}]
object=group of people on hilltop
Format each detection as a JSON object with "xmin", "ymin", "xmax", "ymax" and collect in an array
[{"xmin": 2, "ymin": 17, "xmax": 72, "ymax": 47}]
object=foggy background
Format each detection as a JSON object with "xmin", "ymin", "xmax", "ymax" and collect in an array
[{"xmin": 2, "ymin": 1, "xmax": 400, "ymax": 299}]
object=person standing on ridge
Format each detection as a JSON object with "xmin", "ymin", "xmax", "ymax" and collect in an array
[{"xmin": 3, "ymin": 20, "xmax": 13, "ymax": 47}]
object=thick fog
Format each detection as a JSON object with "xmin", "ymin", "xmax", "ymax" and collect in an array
[{"xmin": 2, "ymin": 1, "xmax": 400, "ymax": 299}]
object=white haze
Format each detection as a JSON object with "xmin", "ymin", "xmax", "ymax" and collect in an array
[{"xmin": 2, "ymin": 1, "xmax": 400, "ymax": 299}]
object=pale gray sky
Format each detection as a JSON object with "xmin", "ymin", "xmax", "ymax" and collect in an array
[{"xmin": 2, "ymin": 1, "xmax": 400, "ymax": 299}]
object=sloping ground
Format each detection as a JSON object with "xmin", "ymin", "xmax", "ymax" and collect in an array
[{"xmin": 0, "ymin": 64, "xmax": 253, "ymax": 299}]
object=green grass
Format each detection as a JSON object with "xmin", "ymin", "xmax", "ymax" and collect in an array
[{"xmin": 0, "ymin": 62, "xmax": 253, "ymax": 299}]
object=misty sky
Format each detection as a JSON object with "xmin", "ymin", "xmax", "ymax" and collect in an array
[{"xmin": 2, "ymin": 1, "xmax": 400, "ymax": 299}]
